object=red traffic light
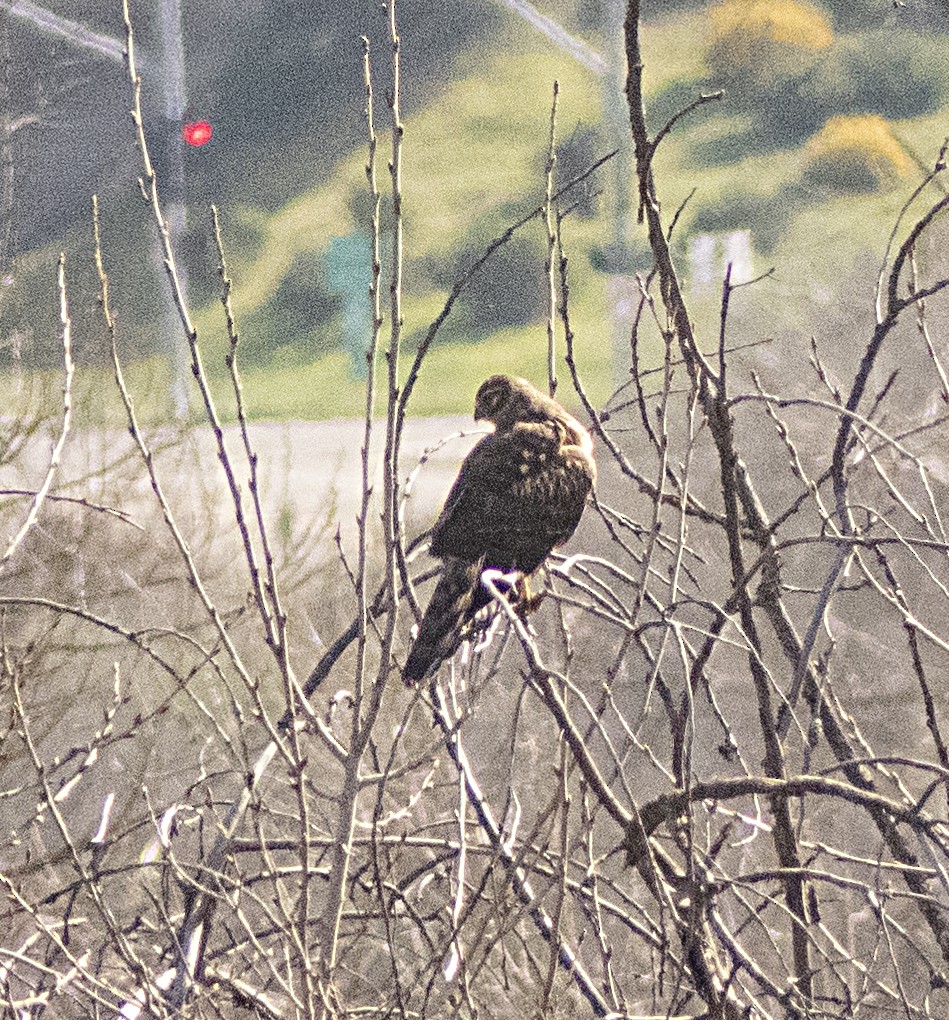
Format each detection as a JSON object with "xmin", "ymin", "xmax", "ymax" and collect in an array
[{"xmin": 182, "ymin": 120, "xmax": 213, "ymax": 147}]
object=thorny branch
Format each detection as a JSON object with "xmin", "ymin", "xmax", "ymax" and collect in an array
[{"xmin": 3, "ymin": 3, "xmax": 949, "ymax": 1019}]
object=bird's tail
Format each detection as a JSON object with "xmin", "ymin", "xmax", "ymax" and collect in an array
[{"xmin": 403, "ymin": 557, "xmax": 488, "ymax": 684}]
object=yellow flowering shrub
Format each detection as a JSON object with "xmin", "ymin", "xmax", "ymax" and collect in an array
[
  {"xmin": 711, "ymin": 0, "xmax": 833, "ymax": 49},
  {"xmin": 708, "ymin": 0, "xmax": 834, "ymax": 88},
  {"xmin": 802, "ymin": 114, "xmax": 912, "ymax": 192}
]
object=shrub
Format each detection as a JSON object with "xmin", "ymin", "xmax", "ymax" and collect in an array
[
  {"xmin": 702, "ymin": 19, "xmax": 946, "ymax": 156},
  {"xmin": 845, "ymin": 31, "xmax": 947, "ymax": 119},
  {"xmin": 11, "ymin": 8, "xmax": 949, "ymax": 1020},
  {"xmin": 647, "ymin": 78, "xmax": 709, "ymax": 139},
  {"xmin": 801, "ymin": 114, "xmax": 912, "ymax": 193},
  {"xmin": 820, "ymin": 0, "xmax": 904, "ymax": 30},
  {"xmin": 242, "ymin": 251, "xmax": 342, "ymax": 366},
  {"xmin": 436, "ymin": 227, "xmax": 548, "ymax": 339},
  {"xmin": 707, "ymin": 0, "xmax": 833, "ymax": 92},
  {"xmin": 800, "ymin": 31, "xmax": 947, "ymax": 123},
  {"xmin": 691, "ymin": 186, "xmax": 811, "ymax": 253},
  {"xmin": 554, "ymin": 124, "xmax": 603, "ymax": 220}
]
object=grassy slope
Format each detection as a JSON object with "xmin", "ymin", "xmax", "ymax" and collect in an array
[
  {"xmin": 189, "ymin": 12, "xmax": 717, "ymax": 422},
  {"xmin": 1, "ymin": 27, "xmax": 614, "ymax": 426},
  {"xmin": 198, "ymin": 7, "xmax": 949, "ymax": 422},
  {"xmin": 201, "ymin": 39, "xmax": 616, "ymax": 422},
  {"xmin": 5, "ymin": 9, "xmax": 948, "ymax": 426}
]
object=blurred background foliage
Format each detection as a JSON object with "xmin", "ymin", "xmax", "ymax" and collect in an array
[{"xmin": 5, "ymin": 0, "xmax": 949, "ymax": 418}]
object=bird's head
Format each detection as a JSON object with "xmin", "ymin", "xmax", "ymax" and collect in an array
[{"xmin": 474, "ymin": 374, "xmax": 545, "ymax": 430}]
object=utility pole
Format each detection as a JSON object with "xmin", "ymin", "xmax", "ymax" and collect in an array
[
  {"xmin": 604, "ymin": 0, "xmax": 637, "ymax": 387},
  {"xmin": 155, "ymin": 0, "xmax": 190, "ymax": 418}
]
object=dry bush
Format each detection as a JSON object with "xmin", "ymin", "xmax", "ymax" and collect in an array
[{"xmin": 3, "ymin": 2, "xmax": 949, "ymax": 1019}]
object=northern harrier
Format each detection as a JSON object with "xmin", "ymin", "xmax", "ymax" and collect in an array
[{"xmin": 403, "ymin": 374, "xmax": 596, "ymax": 683}]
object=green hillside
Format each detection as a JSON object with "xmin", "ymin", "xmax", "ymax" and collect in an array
[
  {"xmin": 190, "ymin": 40, "xmax": 616, "ymax": 421},
  {"xmin": 5, "ymin": 3, "xmax": 949, "ymax": 425}
]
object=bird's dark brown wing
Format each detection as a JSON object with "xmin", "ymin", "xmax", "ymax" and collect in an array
[
  {"xmin": 430, "ymin": 421, "xmax": 593, "ymax": 574},
  {"xmin": 405, "ymin": 422, "xmax": 592, "ymax": 683}
]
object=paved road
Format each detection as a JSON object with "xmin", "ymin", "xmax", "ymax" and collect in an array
[
  {"xmin": 2, "ymin": 415, "xmax": 487, "ymax": 551},
  {"xmin": 249, "ymin": 416, "xmax": 485, "ymax": 535}
]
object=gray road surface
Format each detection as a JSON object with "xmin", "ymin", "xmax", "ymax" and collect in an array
[{"xmin": 2, "ymin": 415, "xmax": 487, "ymax": 552}]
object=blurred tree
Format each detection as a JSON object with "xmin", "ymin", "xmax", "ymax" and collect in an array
[
  {"xmin": 554, "ymin": 123, "xmax": 603, "ymax": 219},
  {"xmin": 819, "ymin": 0, "xmax": 912, "ymax": 30},
  {"xmin": 698, "ymin": 1, "xmax": 948, "ymax": 154},
  {"xmin": 691, "ymin": 187, "xmax": 808, "ymax": 254},
  {"xmin": 242, "ymin": 250, "xmax": 341, "ymax": 366},
  {"xmin": 800, "ymin": 30, "xmax": 948, "ymax": 121},
  {"xmin": 801, "ymin": 113, "xmax": 912, "ymax": 193},
  {"xmin": 706, "ymin": 0, "xmax": 833, "ymax": 95},
  {"xmin": 435, "ymin": 224, "xmax": 548, "ymax": 339}
]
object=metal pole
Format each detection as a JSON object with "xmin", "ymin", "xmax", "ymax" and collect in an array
[
  {"xmin": 156, "ymin": 0, "xmax": 190, "ymax": 418},
  {"xmin": 488, "ymin": 0, "xmax": 607, "ymax": 74},
  {"xmin": 605, "ymin": 0, "xmax": 636, "ymax": 387}
]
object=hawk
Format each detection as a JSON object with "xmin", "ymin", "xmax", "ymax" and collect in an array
[{"xmin": 403, "ymin": 374, "xmax": 596, "ymax": 683}]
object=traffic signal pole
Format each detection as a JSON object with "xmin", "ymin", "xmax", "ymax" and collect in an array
[{"xmin": 155, "ymin": 0, "xmax": 190, "ymax": 418}]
